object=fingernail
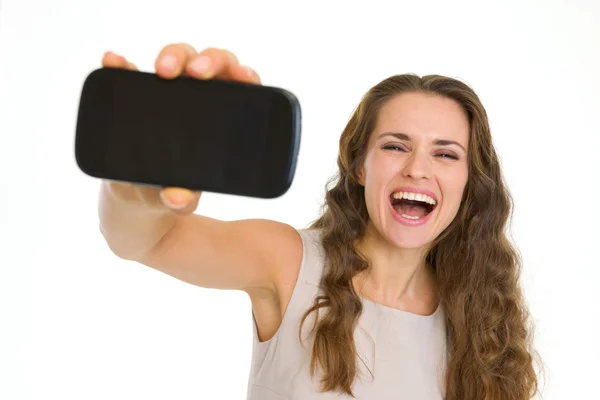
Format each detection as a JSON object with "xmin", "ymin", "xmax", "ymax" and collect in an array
[
  {"xmin": 189, "ymin": 55, "xmax": 212, "ymax": 77},
  {"xmin": 159, "ymin": 53, "xmax": 177, "ymax": 73},
  {"xmin": 160, "ymin": 190, "xmax": 186, "ymax": 209}
]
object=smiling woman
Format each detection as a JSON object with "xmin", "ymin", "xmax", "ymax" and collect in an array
[
  {"xmin": 301, "ymin": 75, "xmax": 541, "ymax": 399},
  {"xmin": 98, "ymin": 46, "xmax": 541, "ymax": 400},
  {"xmin": 357, "ymin": 92, "xmax": 470, "ymax": 249}
]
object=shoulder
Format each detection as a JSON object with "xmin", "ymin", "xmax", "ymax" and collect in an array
[
  {"xmin": 275, "ymin": 228, "xmax": 324, "ymax": 294},
  {"xmin": 248, "ymin": 226, "xmax": 324, "ymax": 342}
]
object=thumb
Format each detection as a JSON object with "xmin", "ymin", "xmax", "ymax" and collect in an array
[{"xmin": 159, "ymin": 187, "xmax": 200, "ymax": 214}]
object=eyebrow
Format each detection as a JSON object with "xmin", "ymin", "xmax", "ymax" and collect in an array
[{"xmin": 378, "ymin": 132, "xmax": 467, "ymax": 152}]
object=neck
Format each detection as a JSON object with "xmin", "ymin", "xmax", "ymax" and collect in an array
[{"xmin": 353, "ymin": 223, "xmax": 438, "ymax": 314}]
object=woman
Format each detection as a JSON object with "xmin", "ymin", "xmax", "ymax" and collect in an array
[{"xmin": 99, "ymin": 44, "xmax": 540, "ymax": 399}]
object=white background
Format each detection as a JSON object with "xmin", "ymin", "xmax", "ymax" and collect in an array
[{"xmin": 1, "ymin": 0, "xmax": 599, "ymax": 399}]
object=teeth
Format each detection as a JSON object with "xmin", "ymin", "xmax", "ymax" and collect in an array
[
  {"xmin": 401, "ymin": 214, "xmax": 420, "ymax": 220},
  {"xmin": 391, "ymin": 191, "xmax": 437, "ymax": 206}
]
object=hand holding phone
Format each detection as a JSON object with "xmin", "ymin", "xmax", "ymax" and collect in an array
[{"xmin": 77, "ymin": 45, "xmax": 301, "ymax": 214}]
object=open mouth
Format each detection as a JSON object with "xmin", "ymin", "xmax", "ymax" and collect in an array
[{"xmin": 389, "ymin": 191, "xmax": 437, "ymax": 220}]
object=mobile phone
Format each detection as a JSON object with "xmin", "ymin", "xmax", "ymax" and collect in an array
[{"xmin": 74, "ymin": 67, "xmax": 301, "ymax": 199}]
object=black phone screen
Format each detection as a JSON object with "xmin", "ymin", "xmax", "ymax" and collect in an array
[{"xmin": 75, "ymin": 68, "xmax": 301, "ymax": 198}]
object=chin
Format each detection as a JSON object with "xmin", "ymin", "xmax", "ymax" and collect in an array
[{"xmin": 385, "ymin": 227, "xmax": 436, "ymax": 250}]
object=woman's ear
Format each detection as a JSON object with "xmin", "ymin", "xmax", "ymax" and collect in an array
[{"xmin": 357, "ymin": 167, "xmax": 365, "ymax": 186}]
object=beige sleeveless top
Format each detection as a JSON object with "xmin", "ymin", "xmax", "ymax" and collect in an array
[{"xmin": 246, "ymin": 229, "xmax": 447, "ymax": 399}]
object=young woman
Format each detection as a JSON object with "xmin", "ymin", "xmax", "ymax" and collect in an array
[{"xmin": 99, "ymin": 44, "xmax": 540, "ymax": 399}]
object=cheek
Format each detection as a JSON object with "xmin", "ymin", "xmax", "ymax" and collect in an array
[
  {"xmin": 441, "ymin": 169, "xmax": 469, "ymax": 215},
  {"xmin": 362, "ymin": 158, "xmax": 397, "ymax": 214},
  {"xmin": 365, "ymin": 155, "xmax": 401, "ymax": 186}
]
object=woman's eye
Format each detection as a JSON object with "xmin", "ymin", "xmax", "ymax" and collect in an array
[
  {"xmin": 436, "ymin": 152, "xmax": 459, "ymax": 160},
  {"xmin": 383, "ymin": 145, "xmax": 406, "ymax": 152}
]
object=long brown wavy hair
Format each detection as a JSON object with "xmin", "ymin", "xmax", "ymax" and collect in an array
[{"xmin": 300, "ymin": 74, "xmax": 542, "ymax": 399}]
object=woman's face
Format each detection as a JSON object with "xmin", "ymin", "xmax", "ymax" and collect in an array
[{"xmin": 358, "ymin": 92, "xmax": 470, "ymax": 249}]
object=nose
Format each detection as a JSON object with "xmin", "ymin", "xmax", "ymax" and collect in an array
[{"xmin": 402, "ymin": 150, "xmax": 432, "ymax": 180}]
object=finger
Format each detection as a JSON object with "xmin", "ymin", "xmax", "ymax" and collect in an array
[
  {"xmin": 159, "ymin": 187, "xmax": 201, "ymax": 213},
  {"xmin": 185, "ymin": 47, "xmax": 236, "ymax": 80},
  {"xmin": 186, "ymin": 48, "xmax": 261, "ymax": 85},
  {"xmin": 227, "ymin": 63, "xmax": 261, "ymax": 85},
  {"xmin": 102, "ymin": 51, "xmax": 125, "ymax": 68},
  {"xmin": 220, "ymin": 48, "xmax": 239, "ymax": 66},
  {"xmin": 155, "ymin": 43, "xmax": 197, "ymax": 79},
  {"xmin": 102, "ymin": 51, "xmax": 139, "ymax": 71}
]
